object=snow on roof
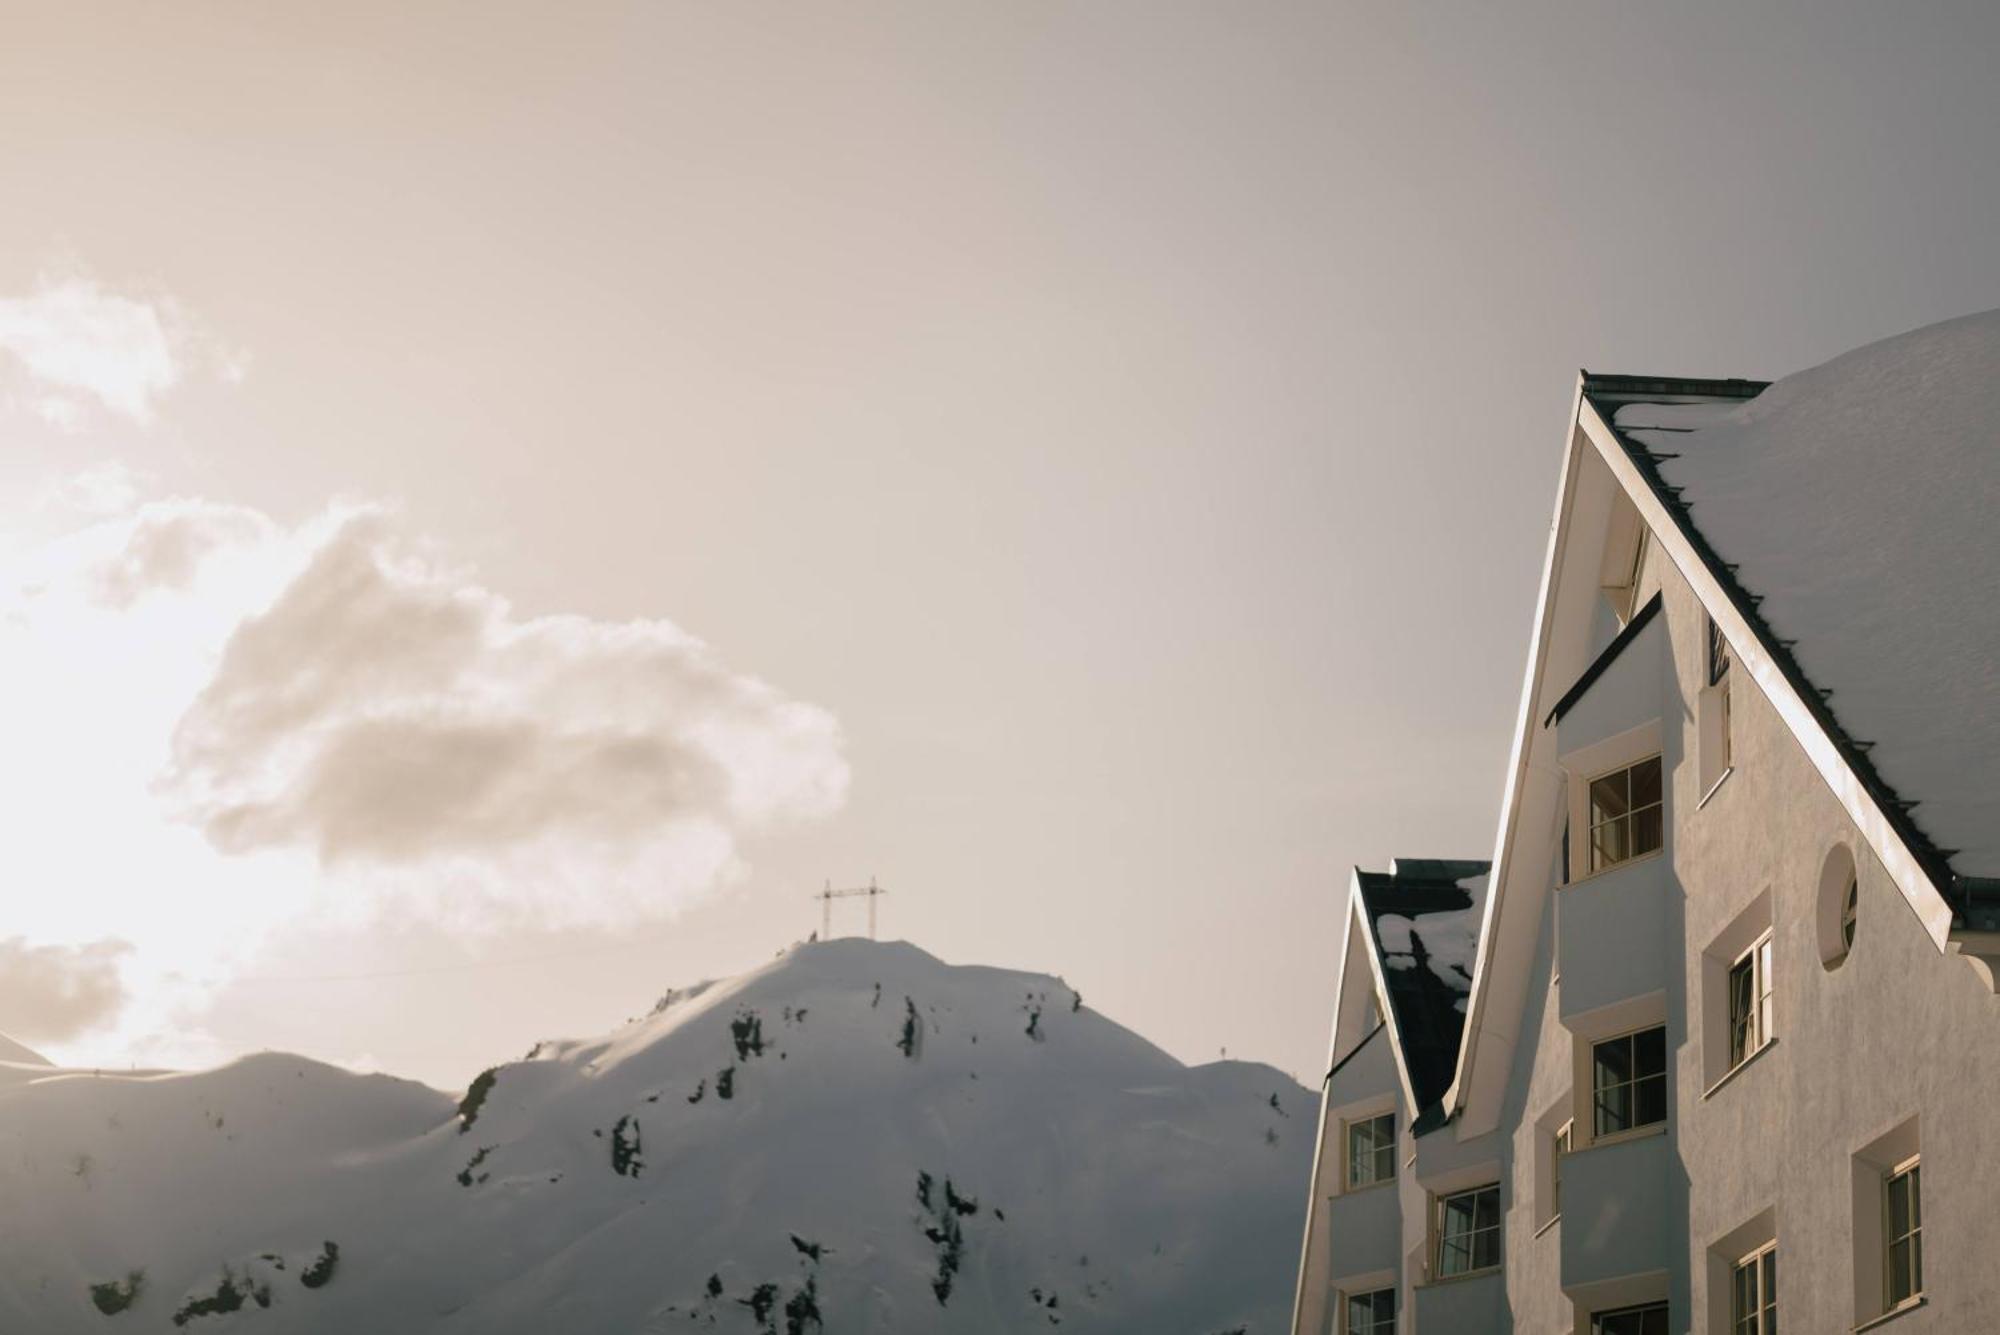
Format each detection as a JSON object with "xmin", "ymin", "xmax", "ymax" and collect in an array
[
  {"xmin": 1614, "ymin": 308, "xmax": 2000, "ymax": 883},
  {"xmin": 1355, "ymin": 859, "xmax": 1489, "ymax": 1127}
]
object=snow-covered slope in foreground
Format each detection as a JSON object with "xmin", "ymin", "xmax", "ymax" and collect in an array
[{"xmin": 0, "ymin": 940, "xmax": 1311, "ymax": 1334}]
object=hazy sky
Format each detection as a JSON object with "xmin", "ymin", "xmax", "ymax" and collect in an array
[{"xmin": 2, "ymin": 3, "xmax": 1997, "ymax": 1090}]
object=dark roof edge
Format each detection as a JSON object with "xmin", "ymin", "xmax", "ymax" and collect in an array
[
  {"xmin": 1544, "ymin": 591, "xmax": 1665, "ymax": 727},
  {"xmin": 1321, "ymin": 1019, "xmax": 1386, "ymax": 1089},
  {"xmin": 1594, "ymin": 404, "xmax": 1978, "ymax": 925},
  {"xmin": 1581, "ymin": 371, "xmax": 1770, "ymax": 400}
]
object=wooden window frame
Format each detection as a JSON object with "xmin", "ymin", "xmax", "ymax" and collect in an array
[
  {"xmin": 1433, "ymin": 1183, "xmax": 1502, "ymax": 1279},
  {"xmin": 1344, "ymin": 1111, "xmax": 1396, "ymax": 1191},
  {"xmin": 1884, "ymin": 1156, "xmax": 1923, "ymax": 1309},
  {"xmin": 1586, "ymin": 754, "xmax": 1664, "ymax": 874},
  {"xmin": 1731, "ymin": 1240, "xmax": 1776, "ymax": 1335},
  {"xmin": 1590, "ymin": 1024, "xmax": 1669, "ymax": 1141},
  {"xmin": 1726, "ymin": 932, "xmax": 1774, "ymax": 1070},
  {"xmin": 1340, "ymin": 1285, "xmax": 1395, "ymax": 1335}
]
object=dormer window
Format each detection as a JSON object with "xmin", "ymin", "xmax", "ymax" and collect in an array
[{"xmin": 1587, "ymin": 755, "xmax": 1664, "ymax": 873}]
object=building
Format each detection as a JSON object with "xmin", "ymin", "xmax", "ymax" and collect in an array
[{"xmin": 1290, "ymin": 311, "xmax": 2000, "ymax": 1335}]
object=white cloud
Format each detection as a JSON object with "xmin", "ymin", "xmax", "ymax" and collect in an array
[
  {"xmin": 0, "ymin": 275, "xmax": 181, "ymax": 423},
  {"xmin": 0, "ymin": 490, "xmax": 849, "ymax": 1061},
  {"xmin": 161, "ymin": 506, "xmax": 849, "ymax": 928},
  {"xmin": 0, "ymin": 938, "xmax": 132, "ymax": 1042}
]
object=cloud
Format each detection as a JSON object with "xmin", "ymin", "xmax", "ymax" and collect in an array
[
  {"xmin": 153, "ymin": 505, "xmax": 850, "ymax": 928},
  {"xmin": 89, "ymin": 500, "xmax": 275, "ymax": 608},
  {"xmin": 0, "ymin": 487, "xmax": 849, "ymax": 1063},
  {"xmin": 0, "ymin": 275, "xmax": 181, "ymax": 423},
  {"xmin": 0, "ymin": 939, "xmax": 132, "ymax": 1042}
]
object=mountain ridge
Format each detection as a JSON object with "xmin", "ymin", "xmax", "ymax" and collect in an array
[{"xmin": 0, "ymin": 939, "xmax": 1309, "ymax": 1333}]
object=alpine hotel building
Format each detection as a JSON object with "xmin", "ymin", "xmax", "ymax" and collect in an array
[{"xmin": 1289, "ymin": 312, "xmax": 2000, "ymax": 1335}]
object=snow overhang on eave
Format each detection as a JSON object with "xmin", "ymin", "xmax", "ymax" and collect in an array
[{"xmin": 1577, "ymin": 390, "xmax": 1966, "ymax": 945}]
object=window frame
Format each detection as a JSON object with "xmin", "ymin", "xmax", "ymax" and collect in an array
[
  {"xmin": 1340, "ymin": 1285, "xmax": 1395, "ymax": 1335},
  {"xmin": 1726, "ymin": 932, "xmax": 1775, "ymax": 1070},
  {"xmin": 1344, "ymin": 1111, "xmax": 1396, "ymax": 1192},
  {"xmin": 1731, "ymin": 1240, "xmax": 1777, "ymax": 1335},
  {"xmin": 1590, "ymin": 1023, "xmax": 1669, "ymax": 1142},
  {"xmin": 1884, "ymin": 1155, "xmax": 1923, "ymax": 1309},
  {"xmin": 1591, "ymin": 1300, "xmax": 1668, "ymax": 1335},
  {"xmin": 1585, "ymin": 754, "xmax": 1665, "ymax": 875},
  {"xmin": 1552, "ymin": 1118, "xmax": 1572, "ymax": 1219},
  {"xmin": 1433, "ymin": 1183, "xmax": 1502, "ymax": 1279}
]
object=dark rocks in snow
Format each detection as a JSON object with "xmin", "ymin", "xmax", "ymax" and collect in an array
[
  {"xmin": 299, "ymin": 1242, "xmax": 339, "ymax": 1290},
  {"xmin": 716, "ymin": 1067, "xmax": 736, "ymax": 1100},
  {"xmin": 457, "ymin": 1068, "xmax": 499, "ymax": 1133},
  {"xmin": 705, "ymin": 1273, "xmax": 724, "ymax": 1300},
  {"xmin": 730, "ymin": 1009, "xmax": 767, "ymax": 1061},
  {"xmin": 739, "ymin": 1282, "xmax": 779, "ymax": 1328},
  {"xmin": 944, "ymin": 1179, "xmax": 978, "ymax": 1217},
  {"xmin": 687, "ymin": 1078, "xmax": 706, "ymax": 1104},
  {"xmin": 610, "ymin": 1115, "xmax": 643, "ymax": 1177},
  {"xmin": 788, "ymin": 1234, "xmax": 825, "ymax": 1262},
  {"xmin": 782, "ymin": 1275, "xmax": 823, "ymax": 1335},
  {"xmin": 171, "ymin": 1267, "xmax": 269, "ymax": 1326},
  {"xmin": 916, "ymin": 1169, "xmax": 980, "ymax": 1305},
  {"xmin": 457, "ymin": 1146, "xmax": 493, "ymax": 1187},
  {"xmin": 896, "ymin": 997, "xmax": 920, "ymax": 1058},
  {"xmin": 89, "ymin": 1271, "xmax": 144, "ymax": 1315}
]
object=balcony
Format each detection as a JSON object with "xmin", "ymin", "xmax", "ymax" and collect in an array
[
  {"xmin": 1414, "ymin": 1266, "xmax": 1506, "ymax": 1335},
  {"xmin": 1559, "ymin": 852, "xmax": 1673, "ymax": 1029},
  {"xmin": 1324, "ymin": 1182, "xmax": 1401, "ymax": 1278},
  {"xmin": 1559, "ymin": 1125, "xmax": 1673, "ymax": 1291}
]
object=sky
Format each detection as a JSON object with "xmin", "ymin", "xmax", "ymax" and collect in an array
[{"xmin": 1, "ymin": 2, "xmax": 1997, "ymax": 1091}]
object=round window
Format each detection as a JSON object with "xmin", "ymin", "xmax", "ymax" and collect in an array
[{"xmin": 1818, "ymin": 844, "xmax": 1859, "ymax": 970}]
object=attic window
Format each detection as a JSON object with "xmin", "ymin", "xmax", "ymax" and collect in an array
[
  {"xmin": 1699, "ymin": 614, "xmax": 1734, "ymax": 795},
  {"xmin": 1588, "ymin": 755, "xmax": 1664, "ymax": 873}
]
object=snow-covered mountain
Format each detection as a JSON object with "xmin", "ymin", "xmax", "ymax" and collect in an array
[{"xmin": 0, "ymin": 940, "xmax": 1311, "ymax": 1334}]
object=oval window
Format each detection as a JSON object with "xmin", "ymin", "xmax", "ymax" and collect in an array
[{"xmin": 1818, "ymin": 844, "xmax": 1859, "ymax": 970}]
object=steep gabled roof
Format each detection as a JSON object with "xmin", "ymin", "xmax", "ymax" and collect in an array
[
  {"xmin": 1353, "ymin": 857, "xmax": 1489, "ymax": 1132},
  {"xmin": 1447, "ymin": 310, "xmax": 2000, "ymax": 1136}
]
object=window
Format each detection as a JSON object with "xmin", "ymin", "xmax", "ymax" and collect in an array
[
  {"xmin": 1592, "ymin": 1025, "xmax": 1667, "ymax": 1138},
  {"xmin": 1592, "ymin": 1302, "xmax": 1668, "ymax": 1335},
  {"xmin": 1727, "ymin": 935, "xmax": 1774, "ymax": 1068},
  {"xmin": 1343, "ymin": 1287, "xmax": 1394, "ymax": 1335},
  {"xmin": 1886, "ymin": 1159, "xmax": 1922, "ymax": 1306},
  {"xmin": 1436, "ymin": 1184, "xmax": 1501, "ymax": 1277},
  {"xmin": 1552, "ymin": 1120, "xmax": 1572, "ymax": 1217},
  {"xmin": 1818, "ymin": 845, "xmax": 1861, "ymax": 970},
  {"xmin": 1851, "ymin": 1115, "xmax": 1920, "ymax": 1323},
  {"xmin": 1732, "ymin": 1242, "xmax": 1776, "ymax": 1334},
  {"xmin": 1346, "ymin": 1112, "xmax": 1395, "ymax": 1189},
  {"xmin": 1587, "ymin": 755, "xmax": 1663, "ymax": 873},
  {"xmin": 1698, "ymin": 614, "xmax": 1735, "ymax": 792},
  {"xmin": 1707, "ymin": 614, "xmax": 1733, "ymax": 688}
]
